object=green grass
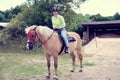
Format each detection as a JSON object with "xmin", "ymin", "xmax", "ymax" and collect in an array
[
  {"xmin": 83, "ymin": 61, "xmax": 96, "ymax": 66},
  {"xmin": 0, "ymin": 47, "xmax": 96, "ymax": 80},
  {"xmin": 0, "ymin": 52, "xmax": 46, "ymax": 80}
]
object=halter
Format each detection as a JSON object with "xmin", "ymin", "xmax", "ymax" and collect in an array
[{"xmin": 29, "ymin": 27, "xmax": 55, "ymax": 45}]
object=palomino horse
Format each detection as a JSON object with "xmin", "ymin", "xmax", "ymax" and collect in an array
[{"xmin": 25, "ymin": 25, "xmax": 83, "ymax": 80}]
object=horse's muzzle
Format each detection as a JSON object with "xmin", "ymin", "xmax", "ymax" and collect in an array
[{"xmin": 26, "ymin": 42, "xmax": 34, "ymax": 50}]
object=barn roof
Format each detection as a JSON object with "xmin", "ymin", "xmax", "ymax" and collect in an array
[
  {"xmin": 0, "ymin": 22, "xmax": 9, "ymax": 27},
  {"xmin": 81, "ymin": 20, "xmax": 120, "ymax": 28}
]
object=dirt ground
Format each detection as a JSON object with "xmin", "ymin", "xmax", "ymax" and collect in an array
[{"xmin": 64, "ymin": 33, "xmax": 120, "ymax": 80}]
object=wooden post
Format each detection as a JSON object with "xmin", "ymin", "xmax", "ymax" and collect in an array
[
  {"xmin": 94, "ymin": 32, "xmax": 98, "ymax": 48},
  {"xmin": 86, "ymin": 26, "xmax": 89, "ymax": 42}
]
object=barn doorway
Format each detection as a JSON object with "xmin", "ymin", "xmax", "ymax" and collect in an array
[{"xmin": 81, "ymin": 20, "xmax": 120, "ymax": 44}]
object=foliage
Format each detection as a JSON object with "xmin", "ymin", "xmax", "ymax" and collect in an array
[
  {"xmin": 113, "ymin": 12, "xmax": 120, "ymax": 20},
  {"xmin": 0, "ymin": 6, "xmax": 22, "ymax": 22},
  {"xmin": 0, "ymin": 13, "xmax": 6, "ymax": 22},
  {"xmin": 90, "ymin": 14, "xmax": 110, "ymax": 21},
  {"xmin": 0, "ymin": 30, "xmax": 11, "ymax": 44},
  {"xmin": 0, "ymin": 0, "xmax": 87, "ymax": 40},
  {"xmin": 1, "ymin": 0, "xmax": 119, "ymax": 47},
  {"xmin": 75, "ymin": 14, "xmax": 91, "ymax": 38},
  {"xmin": 90, "ymin": 13, "xmax": 120, "ymax": 21}
]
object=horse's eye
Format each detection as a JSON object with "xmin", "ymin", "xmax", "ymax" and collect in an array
[
  {"xmin": 32, "ymin": 35, "xmax": 36, "ymax": 38},
  {"xmin": 32, "ymin": 35, "xmax": 34, "ymax": 37}
]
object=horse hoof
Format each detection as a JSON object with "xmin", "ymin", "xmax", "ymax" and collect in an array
[
  {"xmin": 53, "ymin": 75, "xmax": 58, "ymax": 80},
  {"xmin": 79, "ymin": 69, "xmax": 83, "ymax": 72},
  {"xmin": 53, "ymin": 77, "xmax": 58, "ymax": 80},
  {"xmin": 45, "ymin": 75, "xmax": 50, "ymax": 80},
  {"xmin": 70, "ymin": 69, "xmax": 74, "ymax": 72}
]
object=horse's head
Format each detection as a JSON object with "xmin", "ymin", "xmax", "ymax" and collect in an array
[
  {"xmin": 25, "ymin": 25, "xmax": 37, "ymax": 50},
  {"xmin": 25, "ymin": 25, "xmax": 54, "ymax": 50}
]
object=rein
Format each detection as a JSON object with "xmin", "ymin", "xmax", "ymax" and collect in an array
[{"xmin": 41, "ymin": 31, "xmax": 55, "ymax": 44}]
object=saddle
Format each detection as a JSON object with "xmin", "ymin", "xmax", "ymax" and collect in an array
[{"xmin": 54, "ymin": 28, "xmax": 76, "ymax": 42}]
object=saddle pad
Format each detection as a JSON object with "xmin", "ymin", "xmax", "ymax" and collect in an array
[{"xmin": 67, "ymin": 34, "xmax": 76, "ymax": 42}]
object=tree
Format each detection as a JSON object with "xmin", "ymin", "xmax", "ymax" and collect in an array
[
  {"xmin": 113, "ymin": 12, "xmax": 120, "ymax": 20},
  {"xmin": 0, "ymin": 13, "xmax": 6, "ymax": 22},
  {"xmin": 90, "ymin": 14, "xmax": 111, "ymax": 21}
]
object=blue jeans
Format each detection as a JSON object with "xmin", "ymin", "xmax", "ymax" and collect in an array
[{"xmin": 57, "ymin": 28, "xmax": 69, "ymax": 48}]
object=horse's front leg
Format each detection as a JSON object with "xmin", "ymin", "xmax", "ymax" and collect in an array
[
  {"xmin": 70, "ymin": 52, "xmax": 76, "ymax": 72},
  {"xmin": 45, "ymin": 54, "xmax": 51, "ymax": 79},
  {"xmin": 53, "ymin": 55, "xmax": 58, "ymax": 80}
]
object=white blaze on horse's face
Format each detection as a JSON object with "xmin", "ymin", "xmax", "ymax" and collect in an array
[
  {"xmin": 26, "ymin": 40, "xmax": 30, "ymax": 50},
  {"xmin": 26, "ymin": 40, "xmax": 35, "ymax": 50},
  {"xmin": 25, "ymin": 29, "xmax": 36, "ymax": 50}
]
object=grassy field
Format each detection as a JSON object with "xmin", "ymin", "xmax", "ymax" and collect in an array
[{"xmin": 0, "ymin": 47, "xmax": 95, "ymax": 80}]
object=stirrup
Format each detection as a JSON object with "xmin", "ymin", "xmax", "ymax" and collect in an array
[{"xmin": 65, "ymin": 47, "xmax": 70, "ymax": 53}]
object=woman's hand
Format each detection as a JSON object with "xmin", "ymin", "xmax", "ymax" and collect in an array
[{"xmin": 53, "ymin": 27, "xmax": 59, "ymax": 31}]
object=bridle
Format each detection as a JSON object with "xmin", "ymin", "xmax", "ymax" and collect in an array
[
  {"xmin": 32, "ymin": 27, "xmax": 55, "ymax": 45},
  {"xmin": 27, "ymin": 28, "xmax": 55, "ymax": 50}
]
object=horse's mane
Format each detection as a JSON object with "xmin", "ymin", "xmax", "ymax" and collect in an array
[
  {"xmin": 25, "ymin": 25, "xmax": 53, "ymax": 37},
  {"xmin": 37, "ymin": 25, "xmax": 53, "ymax": 37},
  {"xmin": 25, "ymin": 25, "xmax": 37, "ymax": 34}
]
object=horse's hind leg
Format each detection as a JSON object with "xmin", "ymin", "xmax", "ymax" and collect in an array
[
  {"xmin": 70, "ymin": 52, "xmax": 76, "ymax": 72},
  {"xmin": 77, "ymin": 49, "xmax": 83, "ymax": 72}
]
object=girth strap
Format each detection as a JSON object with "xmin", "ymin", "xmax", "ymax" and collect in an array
[
  {"xmin": 58, "ymin": 42, "xmax": 64, "ymax": 55},
  {"xmin": 58, "ymin": 35, "xmax": 66, "ymax": 55}
]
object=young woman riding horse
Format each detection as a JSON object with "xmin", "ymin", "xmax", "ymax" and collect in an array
[{"xmin": 51, "ymin": 7, "xmax": 70, "ymax": 53}]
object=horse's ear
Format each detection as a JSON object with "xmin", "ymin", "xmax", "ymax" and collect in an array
[
  {"xmin": 32, "ymin": 25, "xmax": 37, "ymax": 30},
  {"xmin": 25, "ymin": 28, "xmax": 28, "ymax": 34},
  {"xmin": 25, "ymin": 26, "xmax": 31, "ymax": 34},
  {"xmin": 25, "ymin": 27, "xmax": 30, "ymax": 34},
  {"xmin": 26, "ymin": 26, "xmax": 29, "ymax": 28}
]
